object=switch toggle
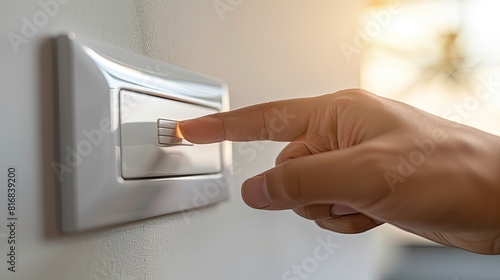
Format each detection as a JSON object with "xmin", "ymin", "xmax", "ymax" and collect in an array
[{"xmin": 157, "ymin": 119, "xmax": 193, "ymax": 146}]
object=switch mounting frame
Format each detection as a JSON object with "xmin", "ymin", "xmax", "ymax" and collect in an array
[{"xmin": 56, "ymin": 33, "xmax": 231, "ymax": 232}]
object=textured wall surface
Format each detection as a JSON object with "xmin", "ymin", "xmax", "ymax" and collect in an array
[{"xmin": 0, "ymin": 1, "xmax": 378, "ymax": 279}]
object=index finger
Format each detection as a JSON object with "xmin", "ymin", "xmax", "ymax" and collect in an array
[{"xmin": 179, "ymin": 97, "xmax": 318, "ymax": 144}]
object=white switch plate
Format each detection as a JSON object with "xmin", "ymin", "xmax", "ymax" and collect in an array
[{"xmin": 55, "ymin": 33, "xmax": 231, "ymax": 232}]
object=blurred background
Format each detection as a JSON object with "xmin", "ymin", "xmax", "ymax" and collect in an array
[
  {"xmin": 1, "ymin": 0, "xmax": 500, "ymax": 279},
  {"xmin": 362, "ymin": 0, "xmax": 500, "ymax": 279},
  {"xmin": 362, "ymin": 0, "xmax": 500, "ymax": 135}
]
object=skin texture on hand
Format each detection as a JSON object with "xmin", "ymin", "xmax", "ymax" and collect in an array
[{"xmin": 179, "ymin": 89, "xmax": 500, "ymax": 255}]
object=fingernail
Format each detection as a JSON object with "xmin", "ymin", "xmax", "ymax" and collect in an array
[
  {"xmin": 331, "ymin": 204, "xmax": 358, "ymax": 216},
  {"xmin": 242, "ymin": 176, "xmax": 270, "ymax": 209}
]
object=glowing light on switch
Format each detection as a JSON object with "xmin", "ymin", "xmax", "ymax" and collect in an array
[
  {"xmin": 176, "ymin": 124, "xmax": 185, "ymax": 139},
  {"xmin": 157, "ymin": 119, "xmax": 192, "ymax": 146}
]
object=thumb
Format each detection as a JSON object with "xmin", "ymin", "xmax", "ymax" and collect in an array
[{"xmin": 241, "ymin": 144, "xmax": 389, "ymax": 210}]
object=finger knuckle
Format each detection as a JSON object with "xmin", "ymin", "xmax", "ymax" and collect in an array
[
  {"xmin": 278, "ymin": 160, "xmax": 304, "ymax": 205},
  {"xmin": 319, "ymin": 89, "xmax": 376, "ymax": 117},
  {"xmin": 328, "ymin": 88, "xmax": 373, "ymax": 103}
]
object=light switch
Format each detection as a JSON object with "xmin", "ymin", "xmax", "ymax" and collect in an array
[
  {"xmin": 119, "ymin": 90, "xmax": 222, "ymax": 179},
  {"xmin": 56, "ymin": 33, "xmax": 231, "ymax": 232}
]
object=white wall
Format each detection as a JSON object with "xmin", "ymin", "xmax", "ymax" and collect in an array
[{"xmin": 0, "ymin": 1, "xmax": 378, "ymax": 279}]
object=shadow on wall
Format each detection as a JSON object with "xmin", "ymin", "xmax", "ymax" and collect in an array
[{"xmin": 39, "ymin": 38, "xmax": 61, "ymax": 240}]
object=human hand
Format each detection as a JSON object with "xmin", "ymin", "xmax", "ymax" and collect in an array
[{"xmin": 179, "ymin": 89, "xmax": 500, "ymax": 254}]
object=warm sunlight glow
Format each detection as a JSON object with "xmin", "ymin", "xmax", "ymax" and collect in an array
[{"xmin": 361, "ymin": 0, "xmax": 500, "ymax": 136}]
